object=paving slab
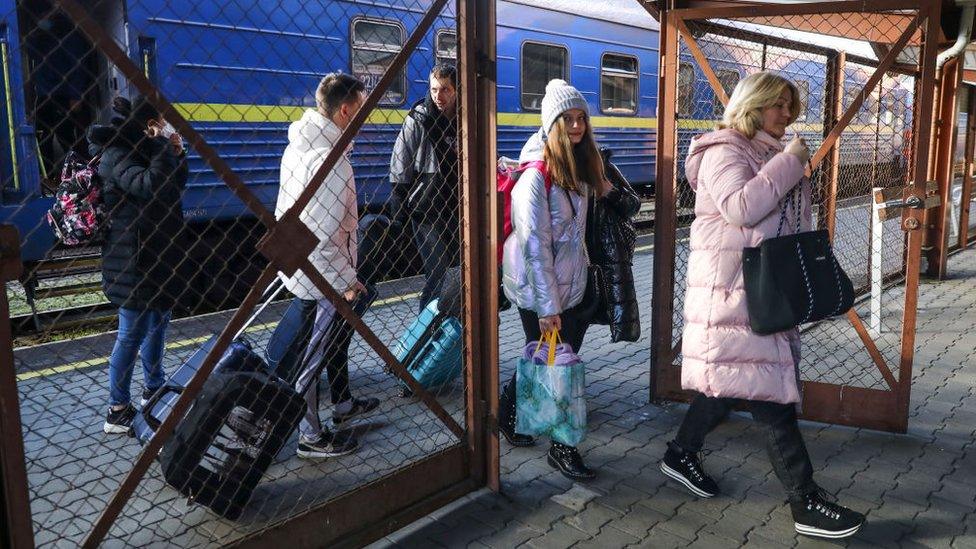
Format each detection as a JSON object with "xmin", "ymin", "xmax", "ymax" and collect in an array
[
  {"xmin": 377, "ymin": 248, "xmax": 976, "ymax": 548},
  {"xmin": 12, "ymin": 237, "xmax": 976, "ymax": 548}
]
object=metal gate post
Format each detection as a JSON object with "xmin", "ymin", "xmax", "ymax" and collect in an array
[
  {"xmin": 0, "ymin": 225, "xmax": 34, "ymax": 549},
  {"xmin": 926, "ymin": 56, "xmax": 962, "ymax": 278},
  {"xmin": 821, "ymin": 51, "xmax": 846, "ymax": 237},
  {"xmin": 898, "ymin": 0, "xmax": 942, "ymax": 433},
  {"xmin": 960, "ymin": 86, "xmax": 976, "ymax": 248},
  {"xmin": 459, "ymin": 0, "xmax": 499, "ymax": 491},
  {"xmin": 650, "ymin": 6, "xmax": 681, "ymax": 398}
]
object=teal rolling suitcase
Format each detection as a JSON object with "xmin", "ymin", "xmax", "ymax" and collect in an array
[{"xmin": 393, "ymin": 299, "xmax": 463, "ymax": 389}]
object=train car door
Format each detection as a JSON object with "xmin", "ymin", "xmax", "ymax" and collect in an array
[
  {"xmin": 0, "ymin": 0, "xmax": 50, "ymax": 262},
  {"xmin": 0, "ymin": 0, "xmax": 36, "ymax": 204},
  {"xmin": 5, "ymin": 0, "xmax": 127, "ymax": 263}
]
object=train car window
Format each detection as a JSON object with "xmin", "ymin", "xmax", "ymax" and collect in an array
[
  {"xmin": 436, "ymin": 30, "xmax": 457, "ymax": 65},
  {"xmin": 843, "ymin": 87, "xmax": 858, "ymax": 122},
  {"xmin": 678, "ymin": 63, "xmax": 695, "ymax": 116},
  {"xmin": 600, "ymin": 53, "xmax": 638, "ymax": 115},
  {"xmin": 521, "ymin": 42, "xmax": 567, "ymax": 111},
  {"xmin": 794, "ymin": 80, "xmax": 809, "ymax": 122},
  {"xmin": 879, "ymin": 94, "xmax": 895, "ymax": 126},
  {"xmin": 891, "ymin": 99, "xmax": 906, "ymax": 130},
  {"xmin": 351, "ymin": 19, "xmax": 406, "ymax": 105},
  {"xmin": 712, "ymin": 69, "xmax": 739, "ymax": 118},
  {"xmin": 845, "ymin": 86, "xmax": 879, "ymax": 125},
  {"xmin": 867, "ymin": 93, "xmax": 879, "ymax": 125}
]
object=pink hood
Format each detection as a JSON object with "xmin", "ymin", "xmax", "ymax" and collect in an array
[{"xmin": 685, "ymin": 128, "xmax": 785, "ymax": 191}]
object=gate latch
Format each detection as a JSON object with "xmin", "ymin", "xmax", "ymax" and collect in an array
[
  {"xmin": 873, "ymin": 181, "xmax": 940, "ymax": 224},
  {"xmin": 881, "ymin": 194, "xmax": 924, "ymax": 210}
]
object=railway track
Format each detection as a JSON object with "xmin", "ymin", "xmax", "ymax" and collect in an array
[
  {"xmin": 11, "ymin": 302, "xmax": 117, "ymax": 341},
  {"xmin": 12, "ymin": 208, "xmax": 674, "ymax": 340}
]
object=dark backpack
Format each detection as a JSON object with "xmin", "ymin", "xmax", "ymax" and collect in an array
[{"xmin": 46, "ymin": 152, "xmax": 105, "ymax": 246}]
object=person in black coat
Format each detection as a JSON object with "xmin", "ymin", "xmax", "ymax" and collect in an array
[
  {"xmin": 89, "ymin": 96, "xmax": 189, "ymax": 434},
  {"xmin": 389, "ymin": 63, "xmax": 460, "ymax": 312},
  {"xmin": 587, "ymin": 150, "xmax": 641, "ymax": 343}
]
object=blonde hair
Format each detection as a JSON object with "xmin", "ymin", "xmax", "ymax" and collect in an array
[
  {"xmin": 718, "ymin": 72, "xmax": 802, "ymax": 138},
  {"xmin": 543, "ymin": 115, "xmax": 605, "ymax": 196}
]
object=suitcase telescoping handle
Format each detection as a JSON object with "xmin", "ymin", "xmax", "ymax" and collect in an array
[
  {"xmin": 397, "ymin": 310, "xmax": 446, "ymax": 373},
  {"xmin": 294, "ymin": 285, "xmax": 377, "ymax": 398},
  {"xmin": 140, "ymin": 279, "xmax": 287, "ymax": 427},
  {"xmin": 235, "ymin": 278, "xmax": 286, "ymax": 340}
]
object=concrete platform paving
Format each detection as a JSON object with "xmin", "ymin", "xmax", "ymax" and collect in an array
[{"xmin": 372, "ymin": 247, "xmax": 976, "ymax": 548}]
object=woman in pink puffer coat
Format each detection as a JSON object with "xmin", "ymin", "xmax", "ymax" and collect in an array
[{"xmin": 658, "ymin": 72, "xmax": 865, "ymax": 540}]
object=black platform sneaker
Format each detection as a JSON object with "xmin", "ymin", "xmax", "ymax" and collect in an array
[
  {"xmin": 792, "ymin": 489, "xmax": 865, "ymax": 539},
  {"xmin": 660, "ymin": 440, "xmax": 719, "ymax": 498}
]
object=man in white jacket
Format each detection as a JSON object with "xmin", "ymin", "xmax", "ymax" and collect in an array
[{"xmin": 274, "ymin": 72, "xmax": 379, "ymax": 459}]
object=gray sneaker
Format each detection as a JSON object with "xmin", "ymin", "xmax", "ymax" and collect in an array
[
  {"xmin": 296, "ymin": 430, "xmax": 359, "ymax": 459},
  {"xmin": 103, "ymin": 404, "xmax": 136, "ymax": 434}
]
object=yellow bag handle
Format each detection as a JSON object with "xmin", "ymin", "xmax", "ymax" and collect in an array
[{"xmin": 534, "ymin": 329, "xmax": 561, "ymax": 366}]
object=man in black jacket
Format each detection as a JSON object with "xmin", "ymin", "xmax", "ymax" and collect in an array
[{"xmin": 389, "ymin": 63, "xmax": 459, "ymax": 312}]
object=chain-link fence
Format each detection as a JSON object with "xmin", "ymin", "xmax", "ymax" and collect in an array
[
  {"xmin": 948, "ymin": 84, "xmax": 972, "ymax": 248},
  {"xmin": 1, "ymin": 0, "xmax": 486, "ymax": 545},
  {"xmin": 654, "ymin": 1, "xmax": 938, "ymax": 431}
]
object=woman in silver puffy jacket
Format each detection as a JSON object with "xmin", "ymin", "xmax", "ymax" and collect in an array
[{"xmin": 500, "ymin": 79, "xmax": 609, "ymax": 480}]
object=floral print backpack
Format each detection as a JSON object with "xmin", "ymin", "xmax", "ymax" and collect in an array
[{"xmin": 46, "ymin": 152, "xmax": 105, "ymax": 246}]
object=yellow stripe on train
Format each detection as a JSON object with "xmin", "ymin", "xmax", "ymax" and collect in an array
[
  {"xmin": 171, "ymin": 102, "xmax": 887, "ymax": 134},
  {"xmin": 173, "ymin": 103, "xmax": 409, "ymax": 125}
]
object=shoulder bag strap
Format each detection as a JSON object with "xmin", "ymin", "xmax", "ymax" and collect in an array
[{"xmin": 562, "ymin": 187, "xmax": 591, "ymax": 266}]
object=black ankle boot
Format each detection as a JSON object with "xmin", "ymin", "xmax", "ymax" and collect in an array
[
  {"xmin": 548, "ymin": 442, "xmax": 595, "ymax": 480},
  {"xmin": 499, "ymin": 382, "xmax": 535, "ymax": 447}
]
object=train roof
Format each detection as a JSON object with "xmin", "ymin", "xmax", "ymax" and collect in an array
[
  {"xmin": 503, "ymin": 1, "xmax": 884, "ymax": 60},
  {"xmin": 504, "ymin": 0, "xmax": 660, "ymax": 31}
]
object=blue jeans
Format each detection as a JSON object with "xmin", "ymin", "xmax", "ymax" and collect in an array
[{"xmin": 107, "ymin": 308, "xmax": 171, "ymax": 406}]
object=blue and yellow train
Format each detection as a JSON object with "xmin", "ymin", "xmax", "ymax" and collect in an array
[{"xmin": 0, "ymin": 0, "xmax": 913, "ymax": 273}]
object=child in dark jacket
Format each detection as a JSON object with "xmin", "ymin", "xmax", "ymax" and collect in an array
[{"xmin": 88, "ymin": 96, "xmax": 188, "ymax": 434}]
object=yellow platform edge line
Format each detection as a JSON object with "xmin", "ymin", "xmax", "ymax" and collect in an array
[{"xmin": 16, "ymin": 291, "xmax": 420, "ymax": 382}]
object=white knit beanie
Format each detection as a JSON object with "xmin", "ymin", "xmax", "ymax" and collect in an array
[{"xmin": 540, "ymin": 79, "xmax": 588, "ymax": 137}]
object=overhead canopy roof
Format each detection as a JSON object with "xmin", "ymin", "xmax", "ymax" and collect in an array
[{"xmin": 512, "ymin": 0, "xmax": 972, "ymax": 71}]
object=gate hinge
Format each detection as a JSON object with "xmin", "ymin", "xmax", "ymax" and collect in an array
[
  {"xmin": 480, "ymin": 399, "xmax": 498, "ymax": 434},
  {"xmin": 476, "ymin": 53, "xmax": 496, "ymax": 80}
]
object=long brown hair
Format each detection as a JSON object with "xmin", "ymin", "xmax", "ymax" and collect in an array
[{"xmin": 543, "ymin": 115, "xmax": 605, "ymax": 196}]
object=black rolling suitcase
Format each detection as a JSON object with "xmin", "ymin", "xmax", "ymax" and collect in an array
[
  {"xmin": 138, "ymin": 283, "xmax": 376, "ymax": 520},
  {"xmin": 132, "ymin": 283, "xmax": 289, "ymax": 444},
  {"xmin": 156, "ymin": 340, "xmax": 304, "ymax": 520}
]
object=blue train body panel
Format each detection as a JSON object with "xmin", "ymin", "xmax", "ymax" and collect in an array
[
  {"xmin": 0, "ymin": 0, "xmax": 915, "ymax": 264},
  {"xmin": 0, "ymin": 0, "xmax": 53, "ymax": 262}
]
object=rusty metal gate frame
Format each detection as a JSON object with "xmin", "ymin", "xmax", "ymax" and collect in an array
[
  {"xmin": 926, "ymin": 55, "xmax": 964, "ymax": 277},
  {"xmin": 0, "ymin": 225, "xmax": 33, "ymax": 549},
  {"xmin": 650, "ymin": 0, "xmax": 942, "ymax": 433},
  {"xmin": 930, "ymin": 64, "xmax": 976, "ymax": 267},
  {"xmin": 0, "ymin": 0, "xmax": 498, "ymax": 546}
]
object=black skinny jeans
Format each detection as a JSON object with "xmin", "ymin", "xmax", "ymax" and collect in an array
[
  {"xmin": 412, "ymin": 217, "xmax": 460, "ymax": 313},
  {"xmin": 675, "ymin": 393, "xmax": 817, "ymax": 501}
]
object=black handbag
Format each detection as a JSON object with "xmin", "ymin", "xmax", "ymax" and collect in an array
[{"xmin": 742, "ymin": 183, "xmax": 855, "ymax": 335}]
